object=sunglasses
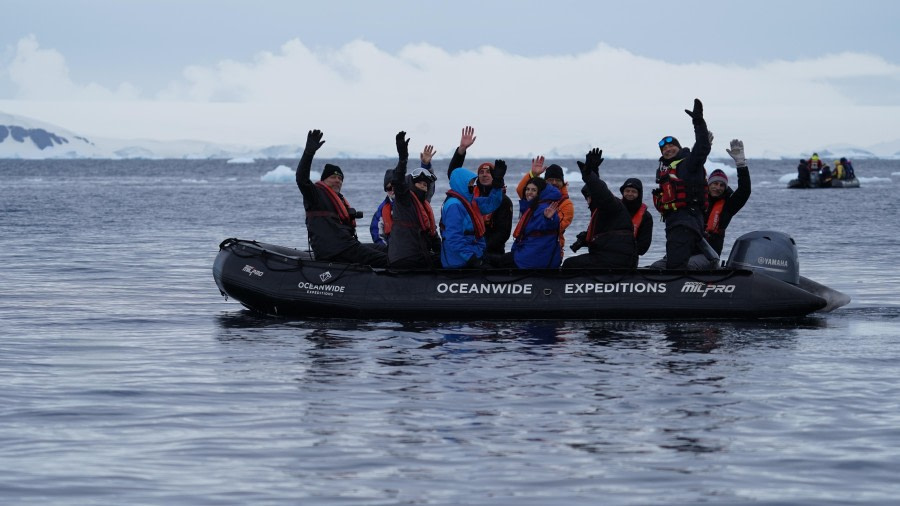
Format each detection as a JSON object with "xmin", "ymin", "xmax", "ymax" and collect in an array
[
  {"xmin": 658, "ymin": 136, "xmax": 675, "ymax": 148},
  {"xmin": 411, "ymin": 167, "xmax": 436, "ymax": 181}
]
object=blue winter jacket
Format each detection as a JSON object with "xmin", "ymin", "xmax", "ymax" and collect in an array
[
  {"xmin": 440, "ymin": 168, "xmax": 502, "ymax": 268},
  {"xmin": 370, "ymin": 196, "xmax": 392, "ymax": 245},
  {"xmin": 511, "ymin": 184, "xmax": 562, "ymax": 268}
]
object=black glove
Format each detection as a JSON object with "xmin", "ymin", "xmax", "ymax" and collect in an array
[
  {"xmin": 576, "ymin": 161, "xmax": 590, "ymax": 179},
  {"xmin": 396, "ymin": 131, "xmax": 409, "ymax": 161},
  {"xmin": 585, "ymin": 148, "xmax": 604, "ymax": 174},
  {"xmin": 570, "ymin": 231, "xmax": 588, "ymax": 253},
  {"xmin": 305, "ymin": 129, "xmax": 325, "ymax": 153},
  {"xmin": 684, "ymin": 98, "xmax": 703, "ymax": 124},
  {"xmin": 491, "ymin": 159, "xmax": 507, "ymax": 188}
]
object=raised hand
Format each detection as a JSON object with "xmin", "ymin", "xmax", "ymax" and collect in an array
[
  {"xmin": 543, "ymin": 201, "xmax": 559, "ymax": 219},
  {"xmin": 531, "ymin": 155, "xmax": 546, "ymax": 176},
  {"xmin": 585, "ymin": 148, "xmax": 604, "ymax": 174},
  {"xmin": 396, "ymin": 131, "xmax": 409, "ymax": 160},
  {"xmin": 306, "ymin": 129, "xmax": 325, "ymax": 152},
  {"xmin": 684, "ymin": 98, "xmax": 703, "ymax": 123},
  {"xmin": 459, "ymin": 126, "xmax": 476, "ymax": 153},
  {"xmin": 420, "ymin": 144, "xmax": 435, "ymax": 165},
  {"xmin": 726, "ymin": 139, "xmax": 747, "ymax": 168},
  {"xmin": 491, "ymin": 159, "xmax": 507, "ymax": 188},
  {"xmin": 708, "ymin": 130, "xmax": 714, "ymax": 146}
]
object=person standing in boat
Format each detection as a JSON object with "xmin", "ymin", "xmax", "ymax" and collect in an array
[
  {"xmin": 446, "ymin": 126, "xmax": 514, "ymax": 256},
  {"xmin": 705, "ymin": 139, "xmax": 751, "ymax": 256},
  {"xmin": 515, "ymin": 157, "xmax": 574, "ymax": 261},
  {"xmin": 650, "ymin": 98, "xmax": 713, "ymax": 269},
  {"xmin": 295, "ymin": 129, "xmax": 388, "ymax": 267},
  {"xmin": 370, "ymin": 169, "xmax": 395, "ymax": 246},
  {"xmin": 493, "ymin": 159, "xmax": 562, "ymax": 268},
  {"xmin": 841, "ymin": 157, "xmax": 856, "ymax": 180},
  {"xmin": 440, "ymin": 163, "xmax": 506, "ymax": 268},
  {"xmin": 387, "ymin": 132, "xmax": 442, "ymax": 269},
  {"xmin": 562, "ymin": 148, "xmax": 636, "ymax": 269},
  {"xmin": 618, "ymin": 178, "xmax": 653, "ymax": 267},
  {"xmin": 796, "ymin": 159, "xmax": 811, "ymax": 188}
]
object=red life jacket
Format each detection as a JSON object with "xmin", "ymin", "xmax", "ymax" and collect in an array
[
  {"xmin": 444, "ymin": 190, "xmax": 486, "ymax": 239},
  {"xmin": 312, "ymin": 181, "xmax": 356, "ymax": 227},
  {"xmin": 380, "ymin": 201, "xmax": 393, "ymax": 236},
  {"xmin": 654, "ymin": 160, "xmax": 708, "ymax": 214},
  {"xmin": 411, "ymin": 193, "xmax": 437, "ymax": 237},
  {"xmin": 630, "ymin": 203, "xmax": 647, "ymax": 238},
  {"xmin": 705, "ymin": 199, "xmax": 725, "ymax": 235},
  {"xmin": 513, "ymin": 200, "xmax": 558, "ymax": 240},
  {"xmin": 472, "ymin": 186, "xmax": 495, "ymax": 226}
]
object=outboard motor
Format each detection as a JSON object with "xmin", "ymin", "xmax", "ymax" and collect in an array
[{"xmin": 725, "ymin": 230, "xmax": 800, "ymax": 284}]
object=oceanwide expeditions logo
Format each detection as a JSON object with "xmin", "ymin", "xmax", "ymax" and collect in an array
[{"xmin": 681, "ymin": 281, "xmax": 736, "ymax": 297}]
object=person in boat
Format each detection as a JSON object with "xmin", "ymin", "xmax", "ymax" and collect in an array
[
  {"xmin": 650, "ymin": 98, "xmax": 713, "ymax": 269},
  {"xmin": 386, "ymin": 132, "xmax": 441, "ymax": 269},
  {"xmin": 841, "ymin": 157, "xmax": 856, "ymax": 179},
  {"xmin": 562, "ymin": 148, "xmax": 636, "ymax": 269},
  {"xmin": 515, "ymin": 157, "xmax": 574, "ymax": 261},
  {"xmin": 446, "ymin": 126, "xmax": 514, "ymax": 256},
  {"xmin": 832, "ymin": 159, "xmax": 845, "ymax": 180},
  {"xmin": 819, "ymin": 163, "xmax": 833, "ymax": 187},
  {"xmin": 705, "ymin": 139, "xmax": 751, "ymax": 256},
  {"xmin": 370, "ymin": 169, "xmax": 395, "ymax": 246},
  {"xmin": 619, "ymin": 178, "xmax": 653, "ymax": 267},
  {"xmin": 295, "ymin": 129, "xmax": 389, "ymax": 267},
  {"xmin": 440, "ymin": 162, "xmax": 506, "ymax": 268},
  {"xmin": 808, "ymin": 153, "xmax": 825, "ymax": 173},
  {"xmin": 493, "ymin": 161, "xmax": 562, "ymax": 268},
  {"xmin": 796, "ymin": 159, "xmax": 811, "ymax": 188}
]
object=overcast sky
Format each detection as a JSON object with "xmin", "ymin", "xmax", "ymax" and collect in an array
[{"xmin": 2, "ymin": 0, "xmax": 899, "ymax": 157}]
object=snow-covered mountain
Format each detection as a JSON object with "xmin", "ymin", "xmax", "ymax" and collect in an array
[{"xmin": 2, "ymin": 111, "xmax": 899, "ymax": 160}]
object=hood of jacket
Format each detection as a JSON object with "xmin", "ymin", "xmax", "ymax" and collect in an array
[{"xmin": 449, "ymin": 167, "xmax": 478, "ymax": 201}]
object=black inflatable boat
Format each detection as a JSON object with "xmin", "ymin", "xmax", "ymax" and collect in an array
[{"xmin": 212, "ymin": 231, "xmax": 850, "ymax": 320}]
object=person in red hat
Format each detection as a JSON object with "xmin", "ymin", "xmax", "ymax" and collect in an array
[
  {"xmin": 445, "ymin": 126, "xmax": 513, "ymax": 257},
  {"xmin": 704, "ymin": 139, "xmax": 752, "ymax": 256}
]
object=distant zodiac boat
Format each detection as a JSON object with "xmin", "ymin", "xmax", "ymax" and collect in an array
[{"xmin": 212, "ymin": 231, "xmax": 849, "ymax": 320}]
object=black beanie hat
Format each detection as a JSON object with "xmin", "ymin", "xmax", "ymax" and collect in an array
[
  {"xmin": 544, "ymin": 164, "xmax": 565, "ymax": 181},
  {"xmin": 320, "ymin": 163, "xmax": 344, "ymax": 181},
  {"xmin": 383, "ymin": 169, "xmax": 394, "ymax": 191},
  {"xmin": 619, "ymin": 177, "xmax": 643, "ymax": 196}
]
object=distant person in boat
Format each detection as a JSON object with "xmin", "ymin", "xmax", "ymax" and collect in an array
[
  {"xmin": 832, "ymin": 159, "xmax": 845, "ymax": 180},
  {"xmin": 650, "ymin": 98, "xmax": 713, "ymax": 269},
  {"xmin": 492, "ymin": 159, "xmax": 562, "ymax": 268},
  {"xmin": 841, "ymin": 157, "xmax": 856, "ymax": 179},
  {"xmin": 619, "ymin": 178, "xmax": 653, "ymax": 267},
  {"xmin": 446, "ymin": 126, "xmax": 514, "ymax": 256},
  {"xmin": 807, "ymin": 153, "xmax": 826, "ymax": 173},
  {"xmin": 370, "ymin": 169, "xmax": 395, "ymax": 246},
  {"xmin": 295, "ymin": 129, "xmax": 388, "ymax": 267},
  {"xmin": 562, "ymin": 148, "xmax": 636, "ymax": 269},
  {"xmin": 440, "ymin": 161, "xmax": 506, "ymax": 268},
  {"xmin": 819, "ymin": 164, "xmax": 833, "ymax": 187},
  {"xmin": 796, "ymin": 159, "xmax": 811, "ymax": 188},
  {"xmin": 705, "ymin": 139, "xmax": 752, "ymax": 256},
  {"xmin": 516, "ymin": 157, "xmax": 574, "ymax": 261},
  {"xmin": 386, "ymin": 132, "xmax": 441, "ymax": 269}
]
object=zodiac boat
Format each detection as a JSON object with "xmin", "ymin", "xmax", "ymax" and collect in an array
[{"xmin": 212, "ymin": 230, "xmax": 850, "ymax": 320}]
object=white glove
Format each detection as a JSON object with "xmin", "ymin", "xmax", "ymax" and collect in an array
[{"xmin": 726, "ymin": 139, "xmax": 746, "ymax": 168}]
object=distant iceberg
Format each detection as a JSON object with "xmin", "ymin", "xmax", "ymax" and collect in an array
[
  {"xmin": 260, "ymin": 164, "xmax": 320, "ymax": 183},
  {"xmin": 227, "ymin": 157, "xmax": 255, "ymax": 164}
]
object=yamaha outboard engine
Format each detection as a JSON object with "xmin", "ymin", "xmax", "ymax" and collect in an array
[{"xmin": 726, "ymin": 230, "xmax": 800, "ymax": 284}]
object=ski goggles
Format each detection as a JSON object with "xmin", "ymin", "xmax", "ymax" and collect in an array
[
  {"xmin": 411, "ymin": 168, "xmax": 436, "ymax": 181},
  {"xmin": 658, "ymin": 136, "xmax": 676, "ymax": 147}
]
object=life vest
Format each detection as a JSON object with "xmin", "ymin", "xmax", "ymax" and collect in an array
[
  {"xmin": 380, "ymin": 201, "xmax": 393, "ymax": 236},
  {"xmin": 472, "ymin": 186, "xmax": 495, "ymax": 226},
  {"xmin": 310, "ymin": 181, "xmax": 356, "ymax": 227},
  {"xmin": 654, "ymin": 159, "xmax": 708, "ymax": 214},
  {"xmin": 705, "ymin": 199, "xmax": 725, "ymax": 235},
  {"xmin": 808, "ymin": 158, "xmax": 823, "ymax": 171},
  {"xmin": 833, "ymin": 163, "xmax": 845, "ymax": 180},
  {"xmin": 630, "ymin": 203, "xmax": 647, "ymax": 238},
  {"xmin": 411, "ymin": 193, "xmax": 437, "ymax": 237},
  {"xmin": 442, "ymin": 190, "xmax": 486, "ymax": 239},
  {"xmin": 513, "ymin": 200, "xmax": 558, "ymax": 240}
]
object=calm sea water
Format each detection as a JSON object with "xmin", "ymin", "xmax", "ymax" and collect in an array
[{"xmin": 2, "ymin": 157, "xmax": 900, "ymax": 505}]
